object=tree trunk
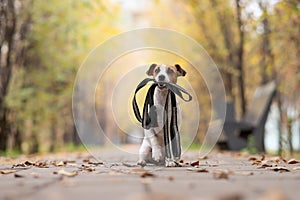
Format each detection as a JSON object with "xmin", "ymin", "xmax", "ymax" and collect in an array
[
  {"xmin": 0, "ymin": 0, "xmax": 17, "ymax": 151},
  {"xmin": 235, "ymin": 0, "xmax": 246, "ymax": 116}
]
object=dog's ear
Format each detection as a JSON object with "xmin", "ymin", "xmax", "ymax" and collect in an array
[
  {"xmin": 175, "ymin": 64, "xmax": 186, "ymax": 77},
  {"xmin": 146, "ymin": 63, "xmax": 157, "ymax": 76}
]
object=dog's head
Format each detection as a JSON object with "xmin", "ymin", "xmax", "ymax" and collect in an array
[{"xmin": 146, "ymin": 63, "xmax": 186, "ymax": 88}]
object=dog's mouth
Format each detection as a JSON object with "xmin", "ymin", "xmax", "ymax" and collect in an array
[{"xmin": 157, "ymin": 82, "xmax": 166, "ymax": 89}]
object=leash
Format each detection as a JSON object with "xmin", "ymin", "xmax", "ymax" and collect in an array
[{"xmin": 132, "ymin": 78, "xmax": 192, "ymax": 163}]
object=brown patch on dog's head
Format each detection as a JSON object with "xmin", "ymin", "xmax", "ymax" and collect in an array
[
  {"xmin": 175, "ymin": 64, "xmax": 186, "ymax": 77},
  {"xmin": 146, "ymin": 63, "xmax": 157, "ymax": 76},
  {"xmin": 146, "ymin": 63, "xmax": 186, "ymax": 84}
]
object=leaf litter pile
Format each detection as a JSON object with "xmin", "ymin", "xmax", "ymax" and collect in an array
[{"xmin": 1, "ymin": 152, "xmax": 300, "ymax": 182}]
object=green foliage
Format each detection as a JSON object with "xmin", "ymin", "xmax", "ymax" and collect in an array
[{"xmin": 5, "ymin": 0, "xmax": 121, "ymax": 153}]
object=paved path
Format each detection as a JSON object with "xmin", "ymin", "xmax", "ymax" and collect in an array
[{"xmin": 0, "ymin": 145, "xmax": 299, "ymax": 200}]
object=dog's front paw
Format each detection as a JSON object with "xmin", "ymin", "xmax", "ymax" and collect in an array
[
  {"xmin": 165, "ymin": 160, "xmax": 178, "ymax": 167},
  {"xmin": 152, "ymin": 148, "xmax": 162, "ymax": 162},
  {"xmin": 137, "ymin": 160, "xmax": 146, "ymax": 167}
]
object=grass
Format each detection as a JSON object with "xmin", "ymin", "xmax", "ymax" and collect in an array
[{"xmin": 0, "ymin": 149, "xmax": 22, "ymax": 157}]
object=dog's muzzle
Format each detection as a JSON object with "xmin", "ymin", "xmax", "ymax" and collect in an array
[{"xmin": 157, "ymin": 82, "xmax": 166, "ymax": 89}]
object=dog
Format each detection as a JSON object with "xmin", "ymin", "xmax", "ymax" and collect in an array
[{"xmin": 137, "ymin": 63, "xmax": 186, "ymax": 167}]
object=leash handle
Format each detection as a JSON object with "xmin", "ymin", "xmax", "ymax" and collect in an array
[
  {"xmin": 132, "ymin": 78, "xmax": 192, "ymax": 124},
  {"xmin": 166, "ymin": 82, "xmax": 192, "ymax": 102}
]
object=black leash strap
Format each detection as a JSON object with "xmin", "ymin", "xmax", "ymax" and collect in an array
[
  {"xmin": 132, "ymin": 78, "xmax": 192, "ymax": 162},
  {"xmin": 132, "ymin": 78, "xmax": 158, "ymax": 129},
  {"xmin": 132, "ymin": 78, "xmax": 192, "ymax": 126},
  {"xmin": 163, "ymin": 91, "xmax": 181, "ymax": 161}
]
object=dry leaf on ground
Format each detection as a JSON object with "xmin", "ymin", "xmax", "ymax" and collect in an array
[
  {"xmin": 122, "ymin": 162, "xmax": 138, "ymax": 167},
  {"xmin": 14, "ymin": 173, "xmax": 25, "ymax": 178},
  {"xmin": 79, "ymin": 164, "xmax": 95, "ymax": 172},
  {"xmin": 267, "ymin": 157, "xmax": 282, "ymax": 163},
  {"xmin": 213, "ymin": 170, "xmax": 232, "ymax": 179},
  {"xmin": 268, "ymin": 166, "xmax": 290, "ymax": 172},
  {"xmin": 190, "ymin": 160, "xmax": 200, "ymax": 167},
  {"xmin": 248, "ymin": 156, "xmax": 258, "ymax": 161},
  {"xmin": 252, "ymin": 160, "xmax": 262, "ymax": 165},
  {"xmin": 199, "ymin": 155, "xmax": 208, "ymax": 160},
  {"xmin": 54, "ymin": 168, "xmax": 78, "ymax": 177},
  {"xmin": 258, "ymin": 163, "xmax": 273, "ymax": 169},
  {"xmin": 0, "ymin": 169, "xmax": 16, "ymax": 174},
  {"xmin": 187, "ymin": 167, "xmax": 209, "ymax": 173},
  {"xmin": 287, "ymin": 159, "xmax": 300, "ymax": 164},
  {"xmin": 88, "ymin": 161, "xmax": 104, "ymax": 166},
  {"xmin": 140, "ymin": 171, "xmax": 156, "ymax": 178},
  {"xmin": 12, "ymin": 161, "xmax": 34, "ymax": 168},
  {"xmin": 35, "ymin": 161, "xmax": 49, "ymax": 168},
  {"xmin": 206, "ymin": 161, "xmax": 219, "ymax": 167}
]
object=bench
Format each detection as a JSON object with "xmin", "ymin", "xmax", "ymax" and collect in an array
[{"xmin": 217, "ymin": 81, "xmax": 277, "ymax": 152}]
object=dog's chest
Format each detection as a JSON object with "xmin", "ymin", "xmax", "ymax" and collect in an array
[{"xmin": 153, "ymin": 89, "xmax": 172, "ymax": 129}]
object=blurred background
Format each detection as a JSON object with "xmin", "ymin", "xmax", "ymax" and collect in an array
[{"xmin": 0, "ymin": 0, "xmax": 299, "ymax": 156}]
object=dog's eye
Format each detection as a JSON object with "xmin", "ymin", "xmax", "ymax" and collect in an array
[
  {"xmin": 167, "ymin": 68, "xmax": 174, "ymax": 74},
  {"xmin": 155, "ymin": 67, "xmax": 160, "ymax": 73}
]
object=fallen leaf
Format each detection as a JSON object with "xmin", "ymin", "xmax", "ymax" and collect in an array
[
  {"xmin": 168, "ymin": 176, "xmax": 174, "ymax": 181},
  {"xmin": 54, "ymin": 169, "xmax": 78, "ymax": 177},
  {"xmin": 80, "ymin": 164, "xmax": 95, "ymax": 172},
  {"xmin": 199, "ymin": 155, "xmax": 208, "ymax": 160},
  {"xmin": 248, "ymin": 156, "xmax": 258, "ymax": 161},
  {"xmin": 206, "ymin": 161, "xmax": 219, "ymax": 167},
  {"xmin": 190, "ymin": 160, "xmax": 200, "ymax": 167},
  {"xmin": 14, "ymin": 173, "xmax": 25, "ymax": 178},
  {"xmin": 252, "ymin": 160, "xmax": 262, "ymax": 165},
  {"xmin": 0, "ymin": 169, "xmax": 16, "ymax": 174},
  {"xmin": 140, "ymin": 171, "xmax": 156, "ymax": 178},
  {"xmin": 287, "ymin": 159, "xmax": 300, "ymax": 164},
  {"xmin": 129, "ymin": 168, "xmax": 148, "ymax": 175},
  {"xmin": 56, "ymin": 161, "xmax": 66, "ymax": 166},
  {"xmin": 88, "ymin": 161, "xmax": 104, "ymax": 166},
  {"xmin": 213, "ymin": 170, "xmax": 229, "ymax": 179},
  {"xmin": 35, "ymin": 161, "xmax": 49, "ymax": 168},
  {"xmin": 258, "ymin": 163, "xmax": 273, "ymax": 169},
  {"xmin": 232, "ymin": 152, "xmax": 242, "ymax": 157},
  {"xmin": 261, "ymin": 155, "xmax": 266, "ymax": 161},
  {"xmin": 268, "ymin": 156, "xmax": 282, "ymax": 163},
  {"xmin": 122, "ymin": 162, "xmax": 137, "ymax": 167},
  {"xmin": 67, "ymin": 163, "xmax": 79, "ymax": 167},
  {"xmin": 12, "ymin": 161, "xmax": 34, "ymax": 168},
  {"xmin": 65, "ymin": 160, "xmax": 76, "ymax": 164},
  {"xmin": 269, "ymin": 166, "xmax": 290, "ymax": 172},
  {"xmin": 187, "ymin": 167, "xmax": 209, "ymax": 173}
]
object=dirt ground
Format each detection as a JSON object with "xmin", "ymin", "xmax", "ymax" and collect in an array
[{"xmin": 0, "ymin": 145, "xmax": 300, "ymax": 200}]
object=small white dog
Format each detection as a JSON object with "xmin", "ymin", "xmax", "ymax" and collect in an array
[{"xmin": 137, "ymin": 63, "xmax": 186, "ymax": 167}]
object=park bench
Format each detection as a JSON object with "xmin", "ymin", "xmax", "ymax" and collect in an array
[{"xmin": 217, "ymin": 81, "xmax": 277, "ymax": 152}]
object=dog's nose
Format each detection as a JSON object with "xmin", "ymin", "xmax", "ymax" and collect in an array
[{"xmin": 158, "ymin": 75, "xmax": 165, "ymax": 81}]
